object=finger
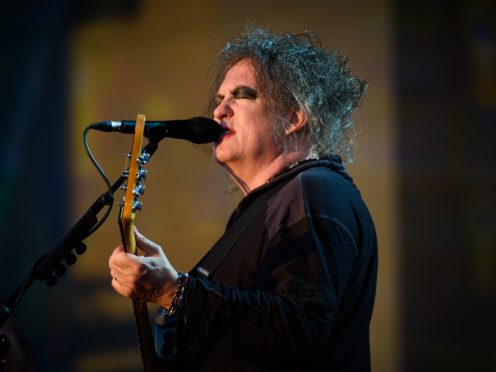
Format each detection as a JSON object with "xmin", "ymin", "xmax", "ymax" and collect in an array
[
  {"xmin": 111, "ymin": 276, "xmax": 133, "ymax": 298},
  {"xmin": 134, "ymin": 226, "xmax": 162, "ymax": 257},
  {"xmin": 114, "ymin": 244, "xmax": 124, "ymax": 252},
  {"xmin": 110, "ymin": 263, "xmax": 134, "ymax": 285},
  {"xmin": 109, "ymin": 245, "xmax": 140, "ymax": 272},
  {"xmin": 109, "ymin": 245, "xmax": 122, "ymax": 271},
  {"xmin": 110, "ymin": 270, "xmax": 123, "ymax": 281}
]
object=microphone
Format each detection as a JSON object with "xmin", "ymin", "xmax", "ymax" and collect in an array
[{"xmin": 90, "ymin": 117, "xmax": 223, "ymax": 144}]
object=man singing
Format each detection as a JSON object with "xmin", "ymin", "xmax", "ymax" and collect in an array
[{"xmin": 109, "ymin": 24, "xmax": 377, "ymax": 371}]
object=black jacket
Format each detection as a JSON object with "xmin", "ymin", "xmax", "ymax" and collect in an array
[{"xmin": 157, "ymin": 159, "xmax": 378, "ymax": 371}]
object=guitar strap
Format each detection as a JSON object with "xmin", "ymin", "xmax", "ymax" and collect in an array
[
  {"xmin": 191, "ymin": 158, "xmax": 340, "ymax": 278},
  {"xmin": 193, "ymin": 179, "xmax": 285, "ymax": 279}
]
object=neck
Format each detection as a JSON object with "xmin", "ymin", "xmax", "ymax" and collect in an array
[{"xmin": 223, "ymin": 150, "xmax": 309, "ymax": 195}]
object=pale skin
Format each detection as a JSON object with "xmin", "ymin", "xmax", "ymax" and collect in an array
[
  {"xmin": 109, "ymin": 58, "xmax": 309, "ymax": 309},
  {"xmin": 213, "ymin": 59, "xmax": 308, "ymax": 193}
]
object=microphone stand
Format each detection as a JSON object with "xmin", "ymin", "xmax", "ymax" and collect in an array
[{"xmin": 0, "ymin": 141, "xmax": 159, "ymax": 370}]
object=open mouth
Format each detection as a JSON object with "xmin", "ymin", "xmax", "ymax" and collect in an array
[{"xmin": 218, "ymin": 122, "xmax": 236, "ymax": 140}]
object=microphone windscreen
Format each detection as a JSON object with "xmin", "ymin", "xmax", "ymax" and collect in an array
[{"xmin": 185, "ymin": 117, "xmax": 223, "ymax": 144}]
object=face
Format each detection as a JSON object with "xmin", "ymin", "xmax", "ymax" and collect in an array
[{"xmin": 213, "ymin": 59, "xmax": 281, "ymax": 175}]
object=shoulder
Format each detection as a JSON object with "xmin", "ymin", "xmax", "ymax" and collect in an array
[
  {"xmin": 265, "ymin": 164, "xmax": 355, "ymax": 226},
  {"xmin": 277, "ymin": 164, "xmax": 358, "ymax": 211},
  {"xmin": 265, "ymin": 162, "xmax": 370, "ymax": 235},
  {"xmin": 296, "ymin": 165, "xmax": 354, "ymax": 190}
]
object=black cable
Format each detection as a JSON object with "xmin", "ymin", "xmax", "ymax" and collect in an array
[{"xmin": 82, "ymin": 125, "xmax": 113, "ymax": 236}]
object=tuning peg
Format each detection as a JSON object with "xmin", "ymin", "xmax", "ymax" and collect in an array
[
  {"xmin": 132, "ymin": 201, "xmax": 143, "ymax": 212},
  {"xmin": 137, "ymin": 168, "xmax": 148, "ymax": 180},
  {"xmin": 133, "ymin": 184, "xmax": 145, "ymax": 196},
  {"xmin": 138, "ymin": 152, "xmax": 150, "ymax": 165}
]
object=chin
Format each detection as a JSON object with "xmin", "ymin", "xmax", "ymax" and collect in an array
[{"xmin": 213, "ymin": 147, "xmax": 226, "ymax": 165}]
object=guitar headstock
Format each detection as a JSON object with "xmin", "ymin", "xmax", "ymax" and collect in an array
[{"xmin": 119, "ymin": 114, "xmax": 148, "ymax": 255}]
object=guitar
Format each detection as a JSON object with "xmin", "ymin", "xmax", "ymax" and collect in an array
[{"xmin": 118, "ymin": 113, "xmax": 159, "ymax": 371}]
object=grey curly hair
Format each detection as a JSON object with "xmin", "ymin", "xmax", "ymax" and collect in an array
[{"xmin": 207, "ymin": 24, "xmax": 367, "ymax": 163}]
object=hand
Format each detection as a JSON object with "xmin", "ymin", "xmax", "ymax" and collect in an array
[{"xmin": 109, "ymin": 226, "xmax": 179, "ymax": 308}]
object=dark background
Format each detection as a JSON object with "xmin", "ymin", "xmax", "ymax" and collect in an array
[{"xmin": 0, "ymin": 0, "xmax": 494, "ymax": 371}]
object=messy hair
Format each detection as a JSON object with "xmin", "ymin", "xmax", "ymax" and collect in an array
[{"xmin": 208, "ymin": 24, "xmax": 367, "ymax": 163}]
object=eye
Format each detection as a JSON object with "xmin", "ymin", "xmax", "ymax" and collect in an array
[{"xmin": 232, "ymin": 86, "xmax": 258, "ymax": 100}]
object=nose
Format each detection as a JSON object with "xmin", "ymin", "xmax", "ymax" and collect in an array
[{"xmin": 213, "ymin": 99, "xmax": 233, "ymax": 121}]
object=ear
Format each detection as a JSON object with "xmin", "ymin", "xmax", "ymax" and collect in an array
[{"xmin": 285, "ymin": 108, "xmax": 307, "ymax": 135}]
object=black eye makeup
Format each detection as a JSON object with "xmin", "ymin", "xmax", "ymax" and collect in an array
[
  {"xmin": 214, "ymin": 85, "xmax": 258, "ymax": 108},
  {"xmin": 232, "ymin": 86, "xmax": 258, "ymax": 100}
]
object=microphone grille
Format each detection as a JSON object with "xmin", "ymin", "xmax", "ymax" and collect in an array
[{"xmin": 188, "ymin": 117, "xmax": 223, "ymax": 144}]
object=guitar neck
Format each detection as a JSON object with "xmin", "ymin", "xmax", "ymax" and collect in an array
[
  {"xmin": 120, "ymin": 218, "xmax": 136, "ymax": 254},
  {"xmin": 118, "ymin": 114, "xmax": 160, "ymax": 371},
  {"xmin": 118, "ymin": 213, "xmax": 159, "ymax": 371},
  {"xmin": 132, "ymin": 299, "xmax": 159, "ymax": 371}
]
